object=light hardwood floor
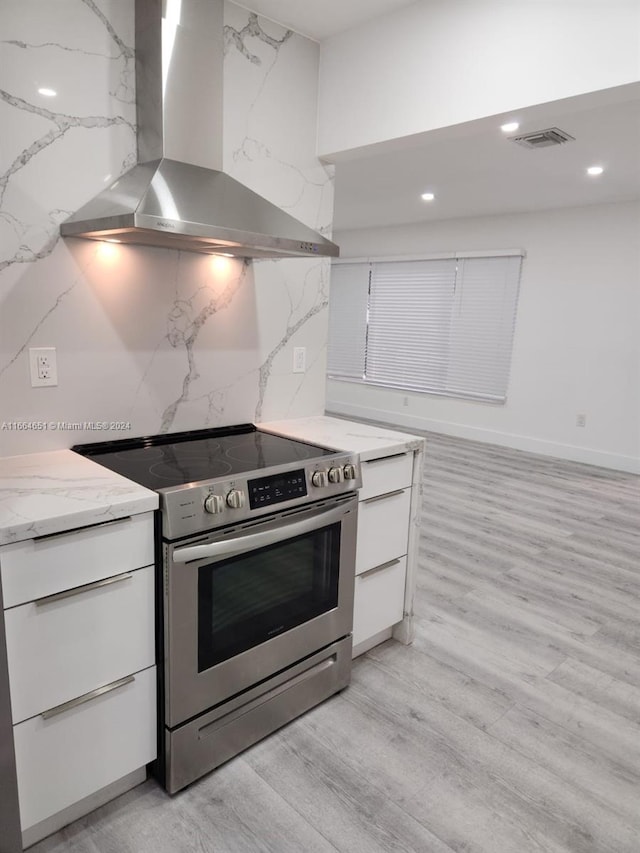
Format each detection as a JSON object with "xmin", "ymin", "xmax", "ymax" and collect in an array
[{"xmin": 32, "ymin": 433, "xmax": 640, "ymax": 853}]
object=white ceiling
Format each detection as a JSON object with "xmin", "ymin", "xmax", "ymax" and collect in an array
[
  {"xmin": 235, "ymin": 0, "xmax": 416, "ymax": 40},
  {"xmin": 332, "ymin": 86, "xmax": 640, "ymax": 231},
  {"xmin": 238, "ymin": 3, "xmax": 640, "ymax": 232}
]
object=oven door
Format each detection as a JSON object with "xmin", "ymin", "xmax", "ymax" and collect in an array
[{"xmin": 165, "ymin": 494, "xmax": 357, "ymax": 728}]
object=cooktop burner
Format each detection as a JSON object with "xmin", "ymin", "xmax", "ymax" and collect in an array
[{"xmin": 73, "ymin": 424, "xmax": 335, "ymax": 490}]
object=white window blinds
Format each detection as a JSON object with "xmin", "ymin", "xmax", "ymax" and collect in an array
[
  {"xmin": 327, "ymin": 263, "xmax": 369, "ymax": 379},
  {"xmin": 446, "ymin": 255, "xmax": 523, "ymax": 401},
  {"xmin": 367, "ymin": 259, "xmax": 457, "ymax": 392},
  {"xmin": 328, "ymin": 252, "xmax": 523, "ymax": 403}
]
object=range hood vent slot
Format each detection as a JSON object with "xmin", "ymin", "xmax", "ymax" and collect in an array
[{"xmin": 512, "ymin": 127, "xmax": 575, "ymax": 149}]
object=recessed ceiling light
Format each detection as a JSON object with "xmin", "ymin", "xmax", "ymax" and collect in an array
[
  {"xmin": 421, "ymin": 192, "xmax": 435, "ymax": 202},
  {"xmin": 38, "ymin": 87, "xmax": 57, "ymax": 97},
  {"xmin": 587, "ymin": 165, "xmax": 604, "ymax": 176},
  {"xmin": 500, "ymin": 121, "xmax": 519, "ymax": 133}
]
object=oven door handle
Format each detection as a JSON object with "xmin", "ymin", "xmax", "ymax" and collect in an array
[{"xmin": 172, "ymin": 501, "xmax": 354, "ymax": 564}]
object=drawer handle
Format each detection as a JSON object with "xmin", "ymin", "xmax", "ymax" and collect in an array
[
  {"xmin": 362, "ymin": 489, "xmax": 405, "ymax": 505},
  {"xmin": 363, "ymin": 453, "xmax": 407, "ymax": 465},
  {"xmin": 35, "ymin": 572, "xmax": 133, "ymax": 607},
  {"xmin": 41, "ymin": 675, "xmax": 135, "ymax": 720},
  {"xmin": 359, "ymin": 558, "xmax": 401, "ymax": 579},
  {"xmin": 33, "ymin": 515, "xmax": 133, "ymax": 543}
]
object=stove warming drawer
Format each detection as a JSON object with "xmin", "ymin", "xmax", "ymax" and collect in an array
[{"xmin": 164, "ymin": 636, "xmax": 351, "ymax": 793}]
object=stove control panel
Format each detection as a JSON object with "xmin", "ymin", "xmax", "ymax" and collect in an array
[
  {"xmin": 163, "ymin": 453, "xmax": 361, "ymax": 540},
  {"xmin": 248, "ymin": 469, "xmax": 307, "ymax": 510}
]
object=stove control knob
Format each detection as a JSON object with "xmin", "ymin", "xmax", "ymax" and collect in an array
[
  {"xmin": 204, "ymin": 493, "xmax": 224, "ymax": 514},
  {"xmin": 311, "ymin": 470, "xmax": 328, "ymax": 488},
  {"xmin": 226, "ymin": 489, "xmax": 246, "ymax": 510},
  {"xmin": 328, "ymin": 466, "xmax": 344, "ymax": 484},
  {"xmin": 343, "ymin": 463, "xmax": 358, "ymax": 480}
]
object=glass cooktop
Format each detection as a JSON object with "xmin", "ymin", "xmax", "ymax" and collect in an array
[{"xmin": 73, "ymin": 424, "xmax": 334, "ymax": 490}]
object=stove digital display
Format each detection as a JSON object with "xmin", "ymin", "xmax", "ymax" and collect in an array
[{"xmin": 248, "ymin": 469, "xmax": 307, "ymax": 509}]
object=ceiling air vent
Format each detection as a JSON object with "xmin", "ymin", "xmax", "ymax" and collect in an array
[{"xmin": 512, "ymin": 127, "xmax": 575, "ymax": 149}]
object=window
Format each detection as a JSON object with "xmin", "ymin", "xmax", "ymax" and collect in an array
[{"xmin": 327, "ymin": 252, "xmax": 523, "ymax": 403}]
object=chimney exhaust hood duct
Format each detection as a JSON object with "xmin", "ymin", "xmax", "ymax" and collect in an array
[{"xmin": 60, "ymin": 0, "xmax": 339, "ymax": 259}]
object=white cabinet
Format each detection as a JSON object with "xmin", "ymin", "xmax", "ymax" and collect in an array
[
  {"xmin": 0, "ymin": 513, "xmax": 154, "ymax": 608},
  {"xmin": 353, "ymin": 556, "xmax": 407, "ymax": 647},
  {"xmin": 352, "ymin": 451, "xmax": 417, "ymax": 656},
  {"xmin": 0, "ymin": 512, "xmax": 156, "ymax": 841},
  {"xmin": 13, "ymin": 666, "xmax": 156, "ymax": 831},
  {"xmin": 358, "ymin": 451, "xmax": 413, "ymax": 500},
  {"xmin": 5, "ymin": 564, "xmax": 155, "ymax": 725},
  {"xmin": 356, "ymin": 488, "xmax": 411, "ymax": 575}
]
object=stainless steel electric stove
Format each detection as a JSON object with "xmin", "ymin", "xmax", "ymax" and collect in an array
[{"xmin": 74, "ymin": 424, "xmax": 361, "ymax": 792}]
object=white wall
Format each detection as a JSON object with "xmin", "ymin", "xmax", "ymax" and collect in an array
[
  {"xmin": 0, "ymin": 1, "xmax": 333, "ymax": 456},
  {"xmin": 318, "ymin": 0, "xmax": 640, "ymax": 158},
  {"xmin": 327, "ymin": 202, "xmax": 640, "ymax": 473}
]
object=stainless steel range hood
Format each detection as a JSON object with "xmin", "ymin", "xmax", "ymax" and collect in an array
[{"xmin": 60, "ymin": 0, "xmax": 338, "ymax": 260}]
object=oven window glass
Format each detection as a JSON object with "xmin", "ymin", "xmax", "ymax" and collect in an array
[{"xmin": 198, "ymin": 523, "xmax": 341, "ymax": 671}]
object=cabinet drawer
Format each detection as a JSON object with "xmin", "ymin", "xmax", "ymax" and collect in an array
[
  {"xmin": 5, "ymin": 565, "xmax": 155, "ymax": 724},
  {"xmin": 0, "ymin": 512, "xmax": 154, "ymax": 608},
  {"xmin": 359, "ymin": 452, "xmax": 413, "ymax": 501},
  {"xmin": 353, "ymin": 556, "xmax": 406, "ymax": 647},
  {"xmin": 14, "ymin": 665, "xmax": 156, "ymax": 831},
  {"xmin": 356, "ymin": 487, "xmax": 410, "ymax": 575}
]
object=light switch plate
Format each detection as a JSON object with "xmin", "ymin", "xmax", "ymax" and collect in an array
[{"xmin": 293, "ymin": 347, "xmax": 306, "ymax": 374}]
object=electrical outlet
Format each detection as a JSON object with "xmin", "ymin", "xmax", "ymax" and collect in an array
[
  {"xmin": 402, "ymin": 396, "xmax": 409, "ymax": 407},
  {"xmin": 576, "ymin": 413, "xmax": 586, "ymax": 427},
  {"xmin": 29, "ymin": 347, "xmax": 58, "ymax": 387},
  {"xmin": 293, "ymin": 347, "xmax": 306, "ymax": 374}
]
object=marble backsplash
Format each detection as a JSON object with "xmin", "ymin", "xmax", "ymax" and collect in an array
[{"xmin": 0, "ymin": 0, "xmax": 334, "ymax": 456}]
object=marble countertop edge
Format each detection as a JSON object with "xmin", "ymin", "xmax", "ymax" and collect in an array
[
  {"xmin": 0, "ymin": 449, "xmax": 158, "ymax": 547},
  {"xmin": 259, "ymin": 415, "xmax": 425, "ymax": 461}
]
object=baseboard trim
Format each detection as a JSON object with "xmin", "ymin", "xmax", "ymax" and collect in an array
[
  {"xmin": 22, "ymin": 767, "xmax": 147, "ymax": 849},
  {"xmin": 326, "ymin": 402, "xmax": 640, "ymax": 474},
  {"xmin": 352, "ymin": 628, "xmax": 393, "ymax": 658}
]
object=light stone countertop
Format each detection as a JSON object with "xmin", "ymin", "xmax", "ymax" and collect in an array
[
  {"xmin": 259, "ymin": 415, "xmax": 425, "ymax": 461},
  {"xmin": 0, "ymin": 450, "xmax": 158, "ymax": 546}
]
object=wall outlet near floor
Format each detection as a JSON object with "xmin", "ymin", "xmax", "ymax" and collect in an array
[
  {"xmin": 29, "ymin": 347, "xmax": 58, "ymax": 387},
  {"xmin": 293, "ymin": 347, "xmax": 306, "ymax": 374},
  {"xmin": 402, "ymin": 396, "xmax": 409, "ymax": 407},
  {"xmin": 576, "ymin": 413, "xmax": 586, "ymax": 427}
]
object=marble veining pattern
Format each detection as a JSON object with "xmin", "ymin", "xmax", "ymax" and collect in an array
[
  {"xmin": 0, "ymin": 449, "xmax": 157, "ymax": 545},
  {"xmin": 0, "ymin": 1, "xmax": 333, "ymax": 457},
  {"xmin": 159, "ymin": 258, "xmax": 251, "ymax": 433},
  {"xmin": 224, "ymin": 12, "xmax": 292, "ymax": 63},
  {"xmin": 260, "ymin": 414, "xmax": 425, "ymax": 460}
]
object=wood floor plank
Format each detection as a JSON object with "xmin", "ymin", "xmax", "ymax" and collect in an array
[
  {"xmin": 547, "ymin": 658, "xmax": 640, "ymax": 724},
  {"xmin": 411, "ymin": 621, "xmax": 640, "ymax": 770},
  {"xmin": 365, "ymin": 639, "xmax": 514, "ymax": 730},
  {"xmin": 344, "ymin": 659, "xmax": 640, "ymax": 853},
  {"xmin": 486, "ymin": 703, "xmax": 640, "ymax": 830},
  {"xmin": 458, "ymin": 573, "xmax": 606, "ymax": 635},
  {"xmin": 419, "ymin": 506, "xmax": 555, "ymax": 557},
  {"xmin": 32, "ymin": 761, "xmax": 340, "ymax": 853},
  {"xmin": 299, "ymin": 682, "xmax": 578, "ymax": 853},
  {"xmin": 500, "ymin": 559, "xmax": 640, "ymax": 629},
  {"xmin": 244, "ymin": 721, "xmax": 457, "ymax": 853}
]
